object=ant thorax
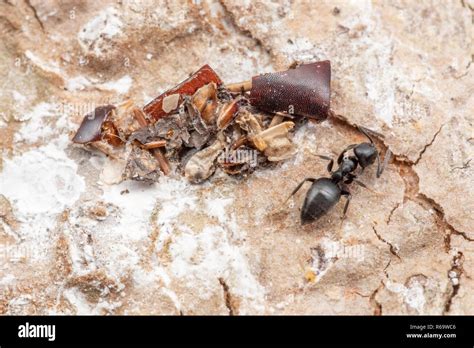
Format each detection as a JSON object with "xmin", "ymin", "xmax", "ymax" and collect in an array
[{"xmin": 335, "ymin": 157, "xmax": 358, "ymax": 178}]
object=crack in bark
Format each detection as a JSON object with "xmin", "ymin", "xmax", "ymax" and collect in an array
[
  {"xmin": 413, "ymin": 124, "xmax": 445, "ymax": 165},
  {"xmin": 368, "ymin": 259, "xmax": 392, "ymax": 316},
  {"xmin": 330, "ymin": 112, "xmax": 444, "ymax": 182},
  {"xmin": 386, "ymin": 202, "xmax": 401, "ymax": 225},
  {"xmin": 24, "ymin": 0, "xmax": 45, "ymax": 32},
  {"xmin": 418, "ymin": 191, "xmax": 474, "ymax": 243},
  {"xmin": 398, "ymin": 163, "xmax": 472, "ymax": 253},
  {"xmin": 372, "ymin": 226, "xmax": 401, "ymax": 260},
  {"xmin": 443, "ymin": 251, "xmax": 464, "ymax": 314},
  {"xmin": 369, "ymin": 281, "xmax": 384, "ymax": 316},
  {"xmin": 450, "ymin": 159, "xmax": 472, "ymax": 172},
  {"xmin": 383, "ymin": 259, "xmax": 392, "ymax": 276},
  {"xmin": 460, "ymin": 0, "xmax": 474, "ymax": 12},
  {"xmin": 353, "ymin": 291, "xmax": 371, "ymax": 298},
  {"xmin": 453, "ymin": 60, "xmax": 471, "ymax": 79},
  {"xmin": 218, "ymin": 277, "xmax": 236, "ymax": 315}
]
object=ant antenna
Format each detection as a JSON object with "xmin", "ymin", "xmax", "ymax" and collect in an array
[
  {"xmin": 377, "ymin": 149, "xmax": 392, "ymax": 177},
  {"xmin": 357, "ymin": 125, "xmax": 375, "ymax": 144}
]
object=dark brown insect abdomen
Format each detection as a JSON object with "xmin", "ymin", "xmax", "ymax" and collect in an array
[{"xmin": 249, "ymin": 61, "xmax": 331, "ymax": 120}]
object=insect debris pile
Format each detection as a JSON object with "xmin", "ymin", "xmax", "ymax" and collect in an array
[{"xmin": 72, "ymin": 61, "xmax": 331, "ymax": 184}]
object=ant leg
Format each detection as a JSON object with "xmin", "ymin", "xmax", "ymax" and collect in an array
[
  {"xmin": 353, "ymin": 179, "xmax": 369, "ymax": 189},
  {"xmin": 345, "ymin": 171, "xmax": 386, "ymax": 196},
  {"xmin": 341, "ymin": 189, "xmax": 352, "ymax": 219},
  {"xmin": 337, "ymin": 144, "xmax": 358, "ymax": 164},
  {"xmin": 283, "ymin": 178, "xmax": 316, "ymax": 205},
  {"xmin": 315, "ymin": 155, "xmax": 334, "ymax": 173},
  {"xmin": 344, "ymin": 174, "xmax": 370, "ymax": 189},
  {"xmin": 374, "ymin": 148, "xmax": 382, "ymax": 178},
  {"xmin": 307, "ymin": 153, "xmax": 335, "ymax": 173},
  {"xmin": 377, "ymin": 148, "xmax": 392, "ymax": 178},
  {"xmin": 345, "ymin": 176, "xmax": 373, "ymax": 191},
  {"xmin": 327, "ymin": 159, "xmax": 334, "ymax": 173},
  {"xmin": 272, "ymin": 178, "xmax": 316, "ymax": 215},
  {"xmin": 353, "ymin": 179, "xmax": 384, "ymax": 196},
  {"xmin": 344, "ymin": 173, "xmax": 356, "ymax": 185}
]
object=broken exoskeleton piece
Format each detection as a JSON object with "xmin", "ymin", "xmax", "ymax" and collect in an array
[
  {"xmin": 251, "ymin": 121, "xmax": 297, "ymax": 162},
  {"xmin": 143, "ymin": 64, "xmax": 223, "ymax": 121},
  {"xmin": 192, "ymin": 82, "xmax": 218, "ymax": 125},
  {"xmin": 123, "ymin": 146, "xmax": 161, "ymax": 183},
  {"xmin": 227, "ymin": 61, "xmax": 331, "ymax": 120},
  {"xmin": 217, "ymin": 98, "xmax": 240, "ymax": 130},
  {"xmin": 72, "ymin": 105, "xmax": 122, "ymax": 146},
  {"xmin": 184, "ymin": 134, "xmax": 226, "ymax": 184}
]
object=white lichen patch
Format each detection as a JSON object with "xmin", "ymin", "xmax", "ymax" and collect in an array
[
  {"xmin": 78, "ymin": 7, "xmax": 124, "ymax": 56},
  {"xmin": 1, "ymin": 141, "xmax": 85, "ymax": 215},
  {"xmin": 13, "ymin": 99, "xmax": 77, "ymax": 147},
  {"xmin": 14, "ymin": 102, "xmax": 57, "ymax": 143},
  {"xmin": 101, "ymin": 180, "xmax": 165, "ymax": 241},
  {"xmin": 169, "ymin": 224, "xmax": 265, "ymax": 314},
  {"xmin": 386, "ymin": 279, "xmax": 426, "ymax": 313},
  {"xmin": 0, "ymin": 136, "xmax": 86, "ymax": 262},
  {"xmin": 24, "ymin": 50, "xmax": 63, "ymax": 76},
  {"xmin": 98, "ymin": 75, "xmax": 133, "ymax": 95},
  {"xmin": 56, "ymin": 172, "xmax": 267, "ymax": 313},
  {"xmin": 65, "ymin": 76, "xmax": 94, "ymax": 92}
]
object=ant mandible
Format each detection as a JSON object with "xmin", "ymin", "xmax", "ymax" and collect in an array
[{"xmin": 285, "ymin": 126, "xmax": 392, "ymax": 225}]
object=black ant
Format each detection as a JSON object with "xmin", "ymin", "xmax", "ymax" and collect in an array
[{"xmin": 285, "ymin": 126, "xmax": 392, "ymax": 225}]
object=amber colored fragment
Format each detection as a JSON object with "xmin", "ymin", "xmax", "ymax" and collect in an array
[
  {"xmin": 192, "ymin": 83, "xmax": 218, "ymax": 124},
  {"xmin": 225, "ymin": 80, "xmax": 252, "ymax": 92},
  {"xmin": 249, "ymin": 61, "xmax": 331, "ymax": 120},
  {"xmin": 152, "ymin": 150, "xmax": 171, "ymax": 175},
  {"xmin": 231, "ymin": 136, "xmax": 248, "ymax": 150},
  {"xmin": 142, "ymin": 140, "xmax": 167, "ymax": 149},
  {"xmin": 101, "ymin": 120, "xmax": 123, "ymax": 146},
  {"xmin": 132, "ymin": 108, "xmax": 148, "ymax": 127},
  {"xmin": 111, "ymin": 101, "xmax": 144, "ymax": 138},
  {"xmin": 72, "ymin": 105, "xmax": 117, "ymax": 144},
  {"xmin": 235, "ymin": 110, "xmax": 265, "ymax": 150},
  {"xmin": 143, "ymin": 64, "xmax": 222, "ymax": 121},
  {"xmin": 217, "ymin": 99, "xmax": 239, "ymax": 129}
]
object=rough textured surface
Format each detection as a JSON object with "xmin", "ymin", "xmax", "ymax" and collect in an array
[{"xmin": 0, "ymin": 0, "xmax": 472, "ymax": 315}]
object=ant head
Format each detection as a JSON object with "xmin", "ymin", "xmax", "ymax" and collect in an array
[{"xmin": 354, "ymin": 143, "xmax": 377, "ymax": 168}]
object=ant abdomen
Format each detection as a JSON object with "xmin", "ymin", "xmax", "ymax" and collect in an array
[{"xmin": 301, "ymin": 178, "xmax": 341, "ymax": 224}]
